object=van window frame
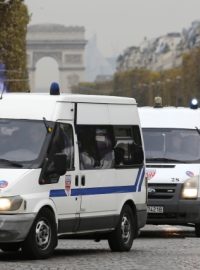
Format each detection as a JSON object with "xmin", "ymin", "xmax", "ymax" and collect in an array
[
  {"xmin": 77, "ymin": 124, "xmax": 144, "ymax": 170},
  {"xmin": 39, "ymin": 122, "xmax": 75, "ymax": 185},
  {"xmin": 114, "ymin": 125, "xmax": 144, "ymax": 169}
]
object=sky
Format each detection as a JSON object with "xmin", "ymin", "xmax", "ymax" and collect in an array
[
  {"xmin": 25, "ymin": 0, "xmax": 200, "ymax": 57},
  {"xmin": 24, "ymin": 0, "xmax": 200, "ymax": 89}
]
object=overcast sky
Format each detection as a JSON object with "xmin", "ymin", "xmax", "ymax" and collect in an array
[{"xmin": 25, "ymin": 0, "xmax": 200, "ymax": 57}]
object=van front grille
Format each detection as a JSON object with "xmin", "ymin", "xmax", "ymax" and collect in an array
[{"xmin": 148, "ymin": 183, "xmax": 177, "ymax": 199}]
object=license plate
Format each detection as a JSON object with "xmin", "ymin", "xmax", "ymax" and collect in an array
[{"xmin": 147, "ymin": 206, "xmax": 164, "ymax": 213}]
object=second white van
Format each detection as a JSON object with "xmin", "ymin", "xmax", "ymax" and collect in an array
[{"xmin": 139, "ymin": 104, "xmax": 200, "ymax": 236}]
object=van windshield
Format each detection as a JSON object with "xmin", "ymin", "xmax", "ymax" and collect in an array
[
  {"xmin": 143, "ymin": 128, "xmax": 200, "ymax": 163},
  {"xmin": 0, "ymin": 119, "xmax": 48, "ymax": 167}
]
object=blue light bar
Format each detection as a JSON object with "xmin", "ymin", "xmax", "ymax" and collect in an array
[
  {"xmin": 190, "ymin": 98, "xmax": 199, "ymax": 109},
  {"xmin": 50, "ymin": 82, "xmax": 60, "ymax": 95}
]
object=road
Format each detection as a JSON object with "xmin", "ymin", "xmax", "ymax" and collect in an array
[{"xmin": 0, "ymin": 225, "xmax": 199, "ymax": 270}]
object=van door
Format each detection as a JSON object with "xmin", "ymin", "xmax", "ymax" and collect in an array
[
  {"xmin": 76, "ymin": 125, "xmax": 117, "ymax": 232},
  {"xmin": 47, "ymin": 122, "xmax": 81, "ymax": 233},
  {"xmin": 113, "ymin": 125, "xmax": 146, "ymax": 211}
]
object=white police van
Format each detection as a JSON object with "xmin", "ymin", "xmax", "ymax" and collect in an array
[
  {"xmin": 139, "ymin": 99, "xmax": 200, "ymax": 236},
  {"xmin": 0, "ymin": 85, "xmax": 146, "ymax": 258}
]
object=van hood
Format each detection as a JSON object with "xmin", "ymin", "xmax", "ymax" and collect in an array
[
  {"xmin": 0, "ymin": 169, "xmax": 30, "ymax": 194},
  {"xmin": 146, "ymin": 164, "xmax": 200, "ymax": 184}
]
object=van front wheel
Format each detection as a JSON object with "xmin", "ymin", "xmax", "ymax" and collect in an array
[
  {"xmin": 108, "ymin": 205, "xmax": 136, "ymax": 252},
  {"xmin": 22, "ymin": 208, "xmax": 57, "ymax": 259}
]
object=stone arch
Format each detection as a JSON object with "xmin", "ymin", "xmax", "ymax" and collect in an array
[
  {"xmin": 27, "ymin": 23, "xmax": 87, "ymax": 93},
  {"xmin": 35, "ymin": 56, "xmax": 59, "ymax": 92}
]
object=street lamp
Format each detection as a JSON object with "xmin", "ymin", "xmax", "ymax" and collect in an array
[
  {"xmin": 165, "ymin": 78, "xmax": 172, "ymax": 105},
  {"xmin": 156, "ymin": 81, "xmax": 161, "ymax": 96},
  {"xmin": 175, "ymin": 75, "xmax": 181, "ymax": 107}
]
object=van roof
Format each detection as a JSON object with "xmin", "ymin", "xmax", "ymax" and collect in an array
[
  {"xmin": 1, "ymin": 93, "xmax": 136, "ymax": 104},
  {"xmin": 139, "ymin": 107, "xmax": 200, "ymax": 129},
  {"xmin": 0, "ymin": 93, "xmax": 136, "ymax": 121}
]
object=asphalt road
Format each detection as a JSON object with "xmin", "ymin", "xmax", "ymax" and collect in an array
[{"xmin": 0, "ymin": 225, "xmax": 199, "ymax": 270}]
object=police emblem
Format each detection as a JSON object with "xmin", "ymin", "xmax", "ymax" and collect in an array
[
  {"xmin": 145, "ymin": 169, "xmax": 156, "ymax": 180},
  {"xmin": 65, "ymin": 175, "xmax": 72, "ymax": 196}
]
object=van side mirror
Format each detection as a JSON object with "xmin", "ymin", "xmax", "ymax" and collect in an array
[{"xmin": 53, "ymin": 153, "xmax": 68, "ymax": 176}]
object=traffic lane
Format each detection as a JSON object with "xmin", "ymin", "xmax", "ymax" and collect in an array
[{"xmin": 0, "ymin": 226, "xmax": 199, "ymax": 270}]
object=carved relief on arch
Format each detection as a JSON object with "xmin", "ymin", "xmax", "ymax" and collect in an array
[
  {"xmin": 65, "ymin": 54, "xmax": 82, "ymax": 64},
  {"xmin": 32, "ymin": 51, "xmax": 63, "ymax": 68}
]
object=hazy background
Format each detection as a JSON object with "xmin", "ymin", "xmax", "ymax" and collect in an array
[{"xmin": 24, "ymin": 0, "xmax": 200, "ymax": 89}]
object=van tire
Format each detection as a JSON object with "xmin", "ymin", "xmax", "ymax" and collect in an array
[
  {"xmin": 108, "ymin": 204, "xmax": 136, "ymax": 252},
  {"xmin": 22, "ymin": 208, "xmax": 57, "ymax": 259},
  {"xmin": 195, "ymin": 223, "xmax": 200, "ymax": 237}
]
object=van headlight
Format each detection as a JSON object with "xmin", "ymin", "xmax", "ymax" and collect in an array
[
  {"xmin": 0, "ymin": 196, "xmax": 23, "ymax": 211},
  {"xmin": 182, "ymin": 176, "xmax": 199, "ymax": 199}
]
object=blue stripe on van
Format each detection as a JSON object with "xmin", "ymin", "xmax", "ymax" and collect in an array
[
  {"xmin": 49, "ymin": 167, "xmax": 145, "ymax": 198},
  {"xmin": 137, "ymin": 167, "xmax": 145, "ymax": 192}
]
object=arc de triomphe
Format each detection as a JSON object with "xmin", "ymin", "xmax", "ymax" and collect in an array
[{"xmin": 27, "ymin": 24, "xmax": 87, "ymax": 93}]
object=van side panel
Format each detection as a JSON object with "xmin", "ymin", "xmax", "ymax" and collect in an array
[
  {"xmin": 108, "ymin": 104, "xmax": 139, "ymax": 125},
  {"xmin": 75, "ymin": 102, "xmax": 146, "ymax": 233},
  {"xmin": 77, "ymin": 103, "xmax": 109, "ymax": 125},
  {"xmin": 77, "ymin": 103, "xmax": 139, "ymax": 125}
]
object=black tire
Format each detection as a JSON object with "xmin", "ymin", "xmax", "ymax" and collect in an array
[
  {"xmin": 0, "ymin": 243, "xmax": 21, "ymax": 252},
  {"xmin": 108, "ymin": 204, "xmax": 137, "ymax": 252},
  {"xmin": 22, "ymin": 208, "xmax": 57, "ymax": 259},
  {"xmin": 195, "ymin": 223, "xmax": 200, "ymax": 237}
]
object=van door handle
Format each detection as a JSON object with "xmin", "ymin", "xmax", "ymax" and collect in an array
[
  {"xmin": 81, "ymin": 175, "xmax": 85, "ymax": 186},
  {"xmin": 75, "ymin": 175, "xmax": 79, "ymax": 186}
]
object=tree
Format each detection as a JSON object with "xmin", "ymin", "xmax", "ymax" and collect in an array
[
  {"xmin": 182, "ymin": 48, "xmax": 200, "ymax": 104},
  {"xmin": 0, "ymin": 0, "xmax": 29, "ymax": 92}
]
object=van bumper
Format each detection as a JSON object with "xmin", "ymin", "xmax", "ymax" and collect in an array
[
  {"xmin": 136, "ymin": 204, "xmax": 147, "ymax": 229},
  {"xmin": 147, "ymin": 199, "xmax": 200, "ymax": 225},
  {"xmin": 0, "ymin": 214, "xmax": 36, "ymax": 243}
]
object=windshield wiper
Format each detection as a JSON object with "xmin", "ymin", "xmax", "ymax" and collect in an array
[
  {"xmin": 146, "ymin": 157, "xmax": 185, "ymax": 163},
  {"xmin": 0, "ymin": 158, "xmax": 23, "ymax": 168}
]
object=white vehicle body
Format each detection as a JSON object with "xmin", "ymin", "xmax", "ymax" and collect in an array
[
  {"xmin": 139, "ymin": 106, "xmax": 200, "ymax": 236},
  {"xmin": 0, "ymin": 92, "xmax": 146, "ymax": 258}
]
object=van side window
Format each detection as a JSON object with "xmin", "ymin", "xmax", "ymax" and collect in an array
[
  {"xmin": 114, "ymin": 126, "xmax": 143, "ymax": 167},
  {"xmin": 59, "ymin": 123, "xmax": 74, "ymax": 170},
  {"xmin": 77, "ymin": 125, "xmax": 115, "ymax": 170}
]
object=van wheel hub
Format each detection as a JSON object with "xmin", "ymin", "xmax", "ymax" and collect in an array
[
  {"xmin": 121, "ymin": 215, "xmax": 131, "ymax": 243},
  {"xmin": 35, "ymin": 220, "xmax": 51, "ymax": 250}
]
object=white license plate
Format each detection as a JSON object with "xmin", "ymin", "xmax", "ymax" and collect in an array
[{"xmin": 147, "ymin": 206, "xmax": 164, "ymax": 213}]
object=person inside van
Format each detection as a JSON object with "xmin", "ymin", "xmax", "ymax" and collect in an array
[
  {"xmin": 114, "ymin": 146, "xmax": 125, "ymax": 166},
  {"xmin": 95, "ymin": 128, "xmax": 114, "ymax": 169},
  {"xmin": 79, "ymin": 128, "xmax": 96, "ymax": 170}
]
